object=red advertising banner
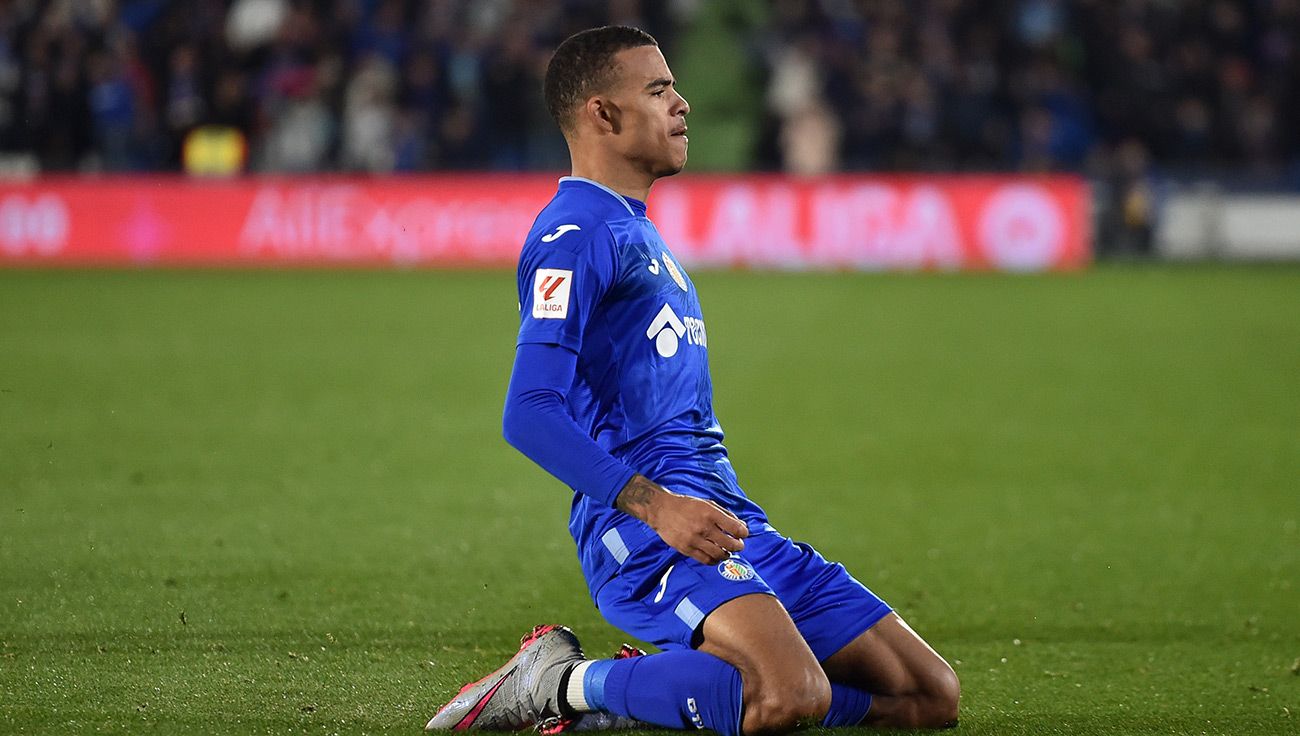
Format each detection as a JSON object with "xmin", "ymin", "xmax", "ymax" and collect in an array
[{"xmin": 0, "ymin": 174, "xmax": 1089, "ymax": 271}]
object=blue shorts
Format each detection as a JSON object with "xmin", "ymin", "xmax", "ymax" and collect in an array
[{"xmin": 594, "ymin": 525, "xmax": 892, "ymax": 661}]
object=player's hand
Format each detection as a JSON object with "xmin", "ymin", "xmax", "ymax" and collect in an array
[{"xmin": 615, "ymin": 474, "xmax": 748, "ymax": 565}]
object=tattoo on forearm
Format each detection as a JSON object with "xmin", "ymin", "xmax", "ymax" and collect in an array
[{"xmin": 615, "ymin": 475, "xmax": 658, "ymax": 515}]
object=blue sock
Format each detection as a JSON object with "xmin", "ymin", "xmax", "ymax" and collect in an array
[
  {"xmin": 581, "ymin": 651, "xmax": 744, "ymax": 736},
  {"xmin": 821, "ymin": 682, "xmax": 872, "ymax": 727}
]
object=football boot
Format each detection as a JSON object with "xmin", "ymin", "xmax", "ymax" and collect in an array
[{"xmin": 426, "ymin": 625, "xmax": 585, "ymax": 731}]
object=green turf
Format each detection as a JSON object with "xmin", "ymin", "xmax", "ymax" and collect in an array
[{"xmin": 1, "ymin": 266, "xmax": 1297, "ymax": 735}]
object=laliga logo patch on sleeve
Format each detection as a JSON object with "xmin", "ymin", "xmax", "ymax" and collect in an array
[{"xmin": 532, "ymin": 269, "xmax": 572, "ymax": 319}]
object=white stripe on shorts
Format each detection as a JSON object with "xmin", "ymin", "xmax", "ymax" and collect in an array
[
  {"xmin": 674, "ymin": 596, "xmax": 705, "ymax": 630},
  {"xmin": 601, "ymin": 528, "xmax": 630, "ymax": 564}
]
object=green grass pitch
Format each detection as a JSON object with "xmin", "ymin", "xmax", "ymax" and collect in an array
[{"xmin": 1, "ymin": 266, "xmax": 1297, "ymax": 735}]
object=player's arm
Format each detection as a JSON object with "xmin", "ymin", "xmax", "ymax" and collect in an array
[
  {"xmin": 502, "ymin": 344, "xmax": 746, "ymax": 565},
  {"xmin": 614, "ymin": 474, "xmax": 748, "ymax": 565},
  {"xmin": 503, "ymin": 342, "xmax": 638, "ymax": 506},
  {"xmin": 506, "ymin": 225, "xmax": 744, "ymax": 564}
]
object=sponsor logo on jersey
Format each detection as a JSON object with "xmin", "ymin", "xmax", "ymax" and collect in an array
[
  {"xmin": 646, "ymin": 303, "xmax": 686, "ymax": 357},
  {"xmin": 532, "ymin": 268, "xmax": 572, "ymax": 319},
  {"xmin": 645, "ymin": 303, "xmax": 706, "ymax": 358},
  {"xmin": 540, "ymin": 224, "xmax": 581, "ymax": 242},
  {"xmin": 661, "ymin": 251, "xmax": 688, "ymax": 291},
  {"xmin": 717, "ymin": 557, "xmax": 755, "ymax": 582}
]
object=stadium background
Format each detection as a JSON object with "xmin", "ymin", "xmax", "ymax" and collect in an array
[{"xmin": 1, "ymin": 1, "xmax": 1297, "ymax": 735}]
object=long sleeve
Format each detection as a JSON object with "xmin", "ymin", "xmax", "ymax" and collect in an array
[{"xmin": 502, "ymin": 341, "xmax": 638, "ymax": 508}]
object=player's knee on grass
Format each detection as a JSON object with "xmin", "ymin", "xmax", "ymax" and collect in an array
[
  {"xmin": 740, "ymin": 665, "xmax": 831, "ymax": 735},
  {"xmin": 911, "ymin": 659, "xmax": 960, "ymax": 729}
]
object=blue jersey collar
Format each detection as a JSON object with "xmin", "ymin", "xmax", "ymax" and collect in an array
[{"xmin": 559, "ymin": 176, "xmax": 647, "ymax": 217}]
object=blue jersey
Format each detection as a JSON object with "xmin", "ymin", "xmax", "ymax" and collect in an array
[{"xmin": 514, "ymin": 177, "xmax": 768, "ymax": 594}]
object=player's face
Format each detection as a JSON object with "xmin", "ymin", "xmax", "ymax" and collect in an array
[{"xmin": 606, "ymin": 46, "xmax": 690, "ymax": 178}]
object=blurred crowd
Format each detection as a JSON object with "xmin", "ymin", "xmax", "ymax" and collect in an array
[
  {"xmin": 760, "ymin": 0, "xmax": 1300, "ymax": 179},
  {"xmin": 0, "ymin": 0, "xmax": 1297, "ymax": 182}
]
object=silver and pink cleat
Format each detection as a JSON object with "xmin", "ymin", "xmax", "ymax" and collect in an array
[{"xmin": 426, "ymin": 625, "xmax": 585, "ymax": 731}]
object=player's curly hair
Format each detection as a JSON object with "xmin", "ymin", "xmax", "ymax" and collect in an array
[{"xmin": 544, "ymin": 26, "xmax": 659, "ymax": 134}]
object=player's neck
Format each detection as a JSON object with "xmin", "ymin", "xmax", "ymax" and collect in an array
[{"xmin": 568, "ymin": 154, "xmax": 653, "ymax": 203}]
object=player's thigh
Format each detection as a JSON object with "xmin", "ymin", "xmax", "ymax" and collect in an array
[
  {"xmin": 696, "ymin": 592, "xmax": 821, "ymax": 683},
  {"xmin": 595, "ymin": 544, "xmax": 830, "ymax": 728},
  {"xmin": 821, "ymin": 612, "xmax": 958, "ymax": 699},
  {"xmin": 698, "ymin": 593, "xmax": 831, "ymax": 729},
  {"xmin": 595, "ymin": 543, "xmax": 775, "ymax": 653}
]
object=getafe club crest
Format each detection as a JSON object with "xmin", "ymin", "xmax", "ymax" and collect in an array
[
  {"xmin": 717, "ymin": 557, "xmax": 756, "ymax": 581},
  {"xmin": 661, "ymin": 251, "xmax": 688, "ymax": 292}
]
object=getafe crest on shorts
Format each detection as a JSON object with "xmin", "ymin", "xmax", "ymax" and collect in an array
[{"xmin": 717, "ymin": 557, "xmax": 755, "ymax": 581}]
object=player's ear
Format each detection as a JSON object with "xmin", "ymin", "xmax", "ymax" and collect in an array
[{"xmin": 585, "ymin": 96, "xmax": 620, "ymax": 135}]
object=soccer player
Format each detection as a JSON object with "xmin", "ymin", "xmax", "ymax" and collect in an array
[{"xmin": 427, "ymin": 26, "xmax": 959, "ymax": 734}]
